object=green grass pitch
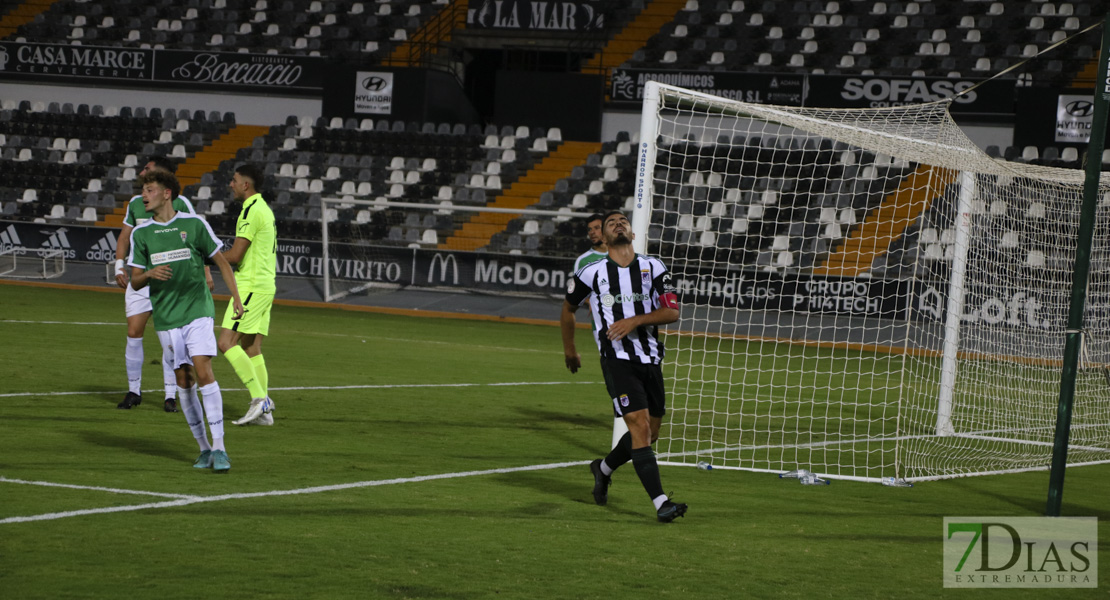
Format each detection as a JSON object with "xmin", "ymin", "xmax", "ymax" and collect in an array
[{"xmin": 1, "ymin": 284, "xmax": 1107, "ymax": 599}]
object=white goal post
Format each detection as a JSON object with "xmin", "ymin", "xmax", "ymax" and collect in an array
[
  {"xmin": 634, "ymin": 81, "xmax": 1110, "ymax": 482},
  {"xmin": 0, "ymin": 246, "xmax": 65, "ymax": 279}
]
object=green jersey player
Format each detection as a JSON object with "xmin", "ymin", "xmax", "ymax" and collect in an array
[
  {"xmin": 128, "ymin": 170, "xmax": 244, "ymax": 472},
  {"xmin": 573, "ymin": 212, "xmax": 608, "ymax": 273},
  {"xmin": 113, "ymin": 156, "xmax": 212, "ymax": 413}
]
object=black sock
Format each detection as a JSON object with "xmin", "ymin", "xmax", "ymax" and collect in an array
[
  {"xmin": 603, "ymin": 432, "xmax": 632, "ymax": 472},
  {"xmin": 631, "ymin": 446, "xmax": 665, "ymax": 500}
]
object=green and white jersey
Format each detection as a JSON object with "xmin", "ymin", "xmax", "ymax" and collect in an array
[
  {"xmin": 233, "ymin": 193, "xmax": 277, "ymax": 294},
  {"xmin": 127, "ymin": 213, "xmax": 222, "ymax": 332},
  {"xmin": 573, "ymin": 248, "xmax": 607, "ymax": 331},
  {"xmin": 574, "ymin": 248, "xmax": 607, "ymax": 272},
  {"xmin": 123, "ymin": 194, "xmax": 195, "ymax": 228}
]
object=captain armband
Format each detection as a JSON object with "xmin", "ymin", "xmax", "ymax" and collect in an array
[{"xmin": 659, "ymin": 292, "xmax": 679, "ymax": 310}]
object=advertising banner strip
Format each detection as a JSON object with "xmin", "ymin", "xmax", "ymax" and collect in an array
[
  {"xmin": 0, "ymin": 42, "xmax": 323, "ymax": 93},
  {"xmin": 466, "ymin": 0, "xmax": 605, "ymax": 31},
  {"xmin": 4, "ymin": 221, "xmax": 1078, "ymax": 331},
  {"xmin": 611, "ymin": 70, "xmax": 806, "ymax": 108},
  {"xmin": 4, "ymin": 220, "xmax": 1069, "ymax": 328},
  {"xmin": 608, "ymin": 68, "xmax": 1015, "ymax": 116}
]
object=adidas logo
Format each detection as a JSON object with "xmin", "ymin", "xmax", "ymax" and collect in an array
[
  {"xmin": 86, "ymin": 230, "xmax": 118, "ymax": 262},
  {"xmin": 0, "ymin": 224, "xmax": 25, "ymax": 256},
  {"xmin": 39, "ymin": 227, "xmax": 76, "ymax": 260}
]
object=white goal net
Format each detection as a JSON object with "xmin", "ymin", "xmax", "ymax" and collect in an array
[{"xmin": 636, "ymin": 82, "xmax": 1110, "ymax": 482}]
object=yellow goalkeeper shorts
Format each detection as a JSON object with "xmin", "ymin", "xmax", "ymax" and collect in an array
[{"xmin": 221, "ymin": 292, "xmax": 273, "ymax": 336}]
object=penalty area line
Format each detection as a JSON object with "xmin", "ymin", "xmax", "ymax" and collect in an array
[
  {"xmin": 0, "ymin": 476, "xmax": 200, "ymax": 500},
  {"xmin": 0, "ymin": 319, "xmax": 119, "ymax": 325},
  {"xmin": 0, "ymin": 460, "xmax": 588, "ymax": 525},
  {"xmin": 0, "ymin": 380, "xmax": 601, "ymax": 399}
]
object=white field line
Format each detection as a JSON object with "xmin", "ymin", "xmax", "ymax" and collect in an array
[
  {"xmin": 292, "ymin": 330, "xmax": 553, "ymax": 354},
  {"xmin": 0, "ymin": 381, "xmax": 600, "ymax": 399},
  {"xmin": 0, "ymin": 477, "xmax": 200, "ymax": 500},
  {"xmin": 0, "ymin": 320, "xmax": 119, "ymax": 325},
  {"xmin": 0, "ymin": 460, "xmax": 587, "ymax": 525},
  {"xmin": 0, "ymin": 319, "xmax": 552, "ymax": 354}
]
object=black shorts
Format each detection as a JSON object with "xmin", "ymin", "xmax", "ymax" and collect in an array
[{"xmin": 601, "ymin": 356, "xmax": 666, "ymax": 418}]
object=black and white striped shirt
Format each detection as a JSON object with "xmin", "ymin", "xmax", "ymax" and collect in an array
[{"xmin": 566, "ymin": 254, "xmax": 675, "ymax": 364}]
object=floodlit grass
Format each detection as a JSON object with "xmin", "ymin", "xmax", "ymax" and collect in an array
[{"xmin": 1, "ymin": 284, "xmax": 1107, "ymax": 599}]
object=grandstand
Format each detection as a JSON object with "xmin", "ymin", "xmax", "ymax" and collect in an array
[
  {"xmin": 0, "ymin": 0, "xmax": 1108, "ymax": 274},
  {"xmin": 7, "ymin": 4, "xmax": 1110, "ymax": 595}
]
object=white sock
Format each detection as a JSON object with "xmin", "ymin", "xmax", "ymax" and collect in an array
[
  {"xmin": 600, "ymin": 460, "xmax": 614, "ymax": 476},
  {"xmin": 125, "ymin": 337, "xmax": 143, "ymax": 395},
  {"xmin": 652, "ymin": 494, "xmax": 669, "ymax": 511},
  {"xmin": 178, "ymin": 385, "xmax": 210, "ymax": 451},
  {"xmin": 162, "ymin": 351, "xmax": 178, "ymax": 400},
  {"xmin": 198, "ymin": 382, "xmax": 226, "ymax": 451}
]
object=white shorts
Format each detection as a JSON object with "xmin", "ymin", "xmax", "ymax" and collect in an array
[
  {"xmin": 124, "ymin": 283, "xmax": 153, "ymax": 318},
  {"xmin": 156, "ymin": 317, "xmax": 217, "ymax": 370}
]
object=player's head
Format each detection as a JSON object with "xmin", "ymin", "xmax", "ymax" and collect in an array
[
  {"xmin": 138, "ymin": 170, "xmax": 180, "ymax": 212},
  {"xmin": 602, "ymin": 210, "xmax": 633, "ymax": 247},
  {"xmin": 231, "ymin": 164, "xmax": 264, "ymax": 201},
  {"xmin": 586, "ymin": 213, "xmax": 605, "ymax": 249},
  {"xmin": 140, "ymin": 156, "xmax": 176, "ymax": 177}
]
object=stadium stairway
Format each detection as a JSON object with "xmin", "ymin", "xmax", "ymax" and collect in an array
[
  {"xmin": 0, "ymin": 0, "xmax": 55, "ymax": 38},
  {"xmin": 581, "ymin": 0, "xmax": 687, "ymax": 84},
  {"xmin": 94, "ymin": 124, "xmax": 270, "ymax": 228},
  {"xmin": 1072, "ymin": 57, "xmax": 1098, "ymax": 88},
  {"xmin": 384, "ymin": 0, "xmax": 466, "ymax": 66},
  {"xmin": 813, "ymin": 165, "xmax": 957, "ymax": 278},
  {"xmin": 440, "ymin": 140, "xmax": 601, "ymax": 251},
  {"xmin": 173, "ymin": 124, "xmax": 271, "ymax": 189}
]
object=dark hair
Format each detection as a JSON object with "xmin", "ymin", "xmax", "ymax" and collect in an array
[
  {"xmin": 235, "ymin": 163, "xmax": 265, "ymax": 191},
  {"xmin": 138, "ymin": 170, "xmax": 180, "ymax": 200},
  {"xmin": 145, "ymin": 156, "xmax": 177, "ymax": 173},
  {"xmin": 602, "ymin": 210, "xmax": 627, "ymax": 225},
  {"xmin": 587, "ymin": 213, "xmax": 604, "ymax": 226}
]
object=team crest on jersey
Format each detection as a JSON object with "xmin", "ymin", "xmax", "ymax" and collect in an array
[
  {"xmin": 618, "ymin": 394, "xmax": 630, "ymax": 407},
  {"xmin": 180, "ymin": 231, "xmax": 188, "ymax": 242},
  {"xmin": 641, "ymin": 269, "xmax": 651, "ymax": 285}
]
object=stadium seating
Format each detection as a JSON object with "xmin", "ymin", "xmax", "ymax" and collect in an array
[
  {"xmin": 12, "ymin": 0, "xmax": 454, "ymax": 62},
  {"xmin": 621, "ymin": 0, "xmax": 1097, "ymax": 83},
  {"xmin": 2, "ymin": 0, "xmax": 1105, "ymax": 266},
  {"xmin": 0, "ymin": 90, "xmax": 1101, "ymax": 267}
]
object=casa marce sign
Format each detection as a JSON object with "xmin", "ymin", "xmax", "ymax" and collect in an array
[{"xmin": 0, "ymin": 41, "xmax": 323, "ymax": 94}]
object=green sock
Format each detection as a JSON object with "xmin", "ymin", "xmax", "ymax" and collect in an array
[
  {"xmin": 250, "ymin": 354, "xmax": 268, "ymax": 397},
  {"xmin": 224, "ymin": 346, "xmax": 265, "ymax": 399}
]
